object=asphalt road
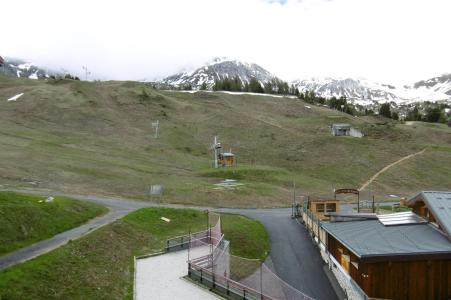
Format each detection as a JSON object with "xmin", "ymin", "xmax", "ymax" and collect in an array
[
  {"xmin": 218, "ymin": 208, "xmax": 339, "ymax": 300},
  {"xmin": 1, "ymin": 190, "xmax": 340, "ymax": 300},
  {"xmin": 0, "ymin": 189, "xmax": 217, "ymax": 271}
]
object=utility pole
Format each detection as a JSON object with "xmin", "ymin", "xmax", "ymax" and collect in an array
[
  {"xmin": 292, "ymin": 181, "xmax": 296, "ymax": 218},
  {"xmin": 152, "ymin": 120, "xmax": 159, "ymax": 138},
  {"xmin": 211, "ymin": 136, "xmax": 221, "ymax": 169},
  {"xmin": 82, "ymin": 66, "xmax": 90, "ymax": 81},
  {"xmin": 214, "ymin": 136, "xmax": 218, "ymax": 168}
]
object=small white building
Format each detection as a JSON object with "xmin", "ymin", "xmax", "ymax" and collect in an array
[{"xmin": 331, "ymin": 123, "xmax": 363, "ymax": 138}]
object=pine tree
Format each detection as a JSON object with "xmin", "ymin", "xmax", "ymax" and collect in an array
[
  {"xmin": 243, "ymin": 81, "xmax": 249, "ymax": 92},
  {"xmin": 425, "ymin": 107, "xmax": 442, "ymax": 122},
  {"xmin": 249, "ymin": 78, "xmax": 264, "ymax": 93},
  {"xmin": 264, "ymin": 81, "xmax": 273, "ymax": 94},
  {"xmin": 379, "ymin": 103, "xmax": 392, "ymax": 118},
  {"xmin": 213, "ymin": 79, "xmax": 222, "ymax": 91},
  {"xmin": 200, "ymin": 82, "xmax": 208, "ymax": 90}
]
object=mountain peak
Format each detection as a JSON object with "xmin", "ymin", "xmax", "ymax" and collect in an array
[
  {"xmin": 160, "ymin": 57, "xmax": 278, "ymax": 89},
  {"xmin": 1, "ymin": 57, "xmax": 55, "ymax": 79}
]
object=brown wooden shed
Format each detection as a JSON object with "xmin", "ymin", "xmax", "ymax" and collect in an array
[{"xmin": 322, "ymin": 216, "xmax": 451, "ymax": 300}]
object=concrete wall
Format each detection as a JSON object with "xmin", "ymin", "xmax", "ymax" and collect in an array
[{"xmin": 319, "ymin": 246, "xmax": 366, "ymax": 300}]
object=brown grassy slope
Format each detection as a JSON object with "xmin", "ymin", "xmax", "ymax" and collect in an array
[{"xmin": 0, "ymin": 76, "xmax": 450, "ymax": 206}]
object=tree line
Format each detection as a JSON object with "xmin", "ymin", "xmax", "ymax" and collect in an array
[
  {"xmin": 212, "ymin": 76, "xmax": 299, "ymax": 95},
  {"xmin": 377, "ymin": 102, "xmax": 449, "ymax": 124}
]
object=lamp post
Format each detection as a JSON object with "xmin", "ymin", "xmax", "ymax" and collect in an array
[{"xmin": 82, "ymin": 66, "xmax": 91, "ymax": 81}]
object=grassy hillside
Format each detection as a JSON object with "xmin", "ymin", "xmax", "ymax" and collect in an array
[
  {"xmin": 0, "ymin": 191, "xmax": 107, "ymax": 255},
  {"xmin": 0, "ymin": 76, "xmax": 450, "ymax": 206},
  {"xmin": 0, "ymin": 208, "xmax": 268, "ymax": 300}
]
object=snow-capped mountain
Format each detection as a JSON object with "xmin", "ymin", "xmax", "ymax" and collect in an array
[
  {"xmin": 0, "ymin": 57, "xmax": 55, "ymax": 79},
  {"xmin": 413, "ymin": 74, "xmax": 451, "ymax": 96},
  {"xmin": 160, "ymin": 57, "xmax": 278, "ymax": 89},
  {"xmin": 291, "ymin": 77, "xmax": 451, "ymax": 105},
  {"xmin": 291, "ymin": 77, "xmax": 400, "ymax": 105}
]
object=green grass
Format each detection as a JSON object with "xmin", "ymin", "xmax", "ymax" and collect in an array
[
  {"xmin": 221, "ymin": 214, "xmax": 269, "ymax": 261},
  {"xmin": 0, "ymin": 208, "xmax": 269, "ymax": 300},
  {"xmin": 0, "ymin": 78, "xmax": 450, "ymax": 206},
  {"xmin": 0, "ymin": 191, "xmax": 107, "ymax": 255}
]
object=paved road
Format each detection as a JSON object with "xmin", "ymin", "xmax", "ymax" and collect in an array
[
  {"xmin": 218, "ymin": 208, "xmax": 339, "ymax": 300},
  {"xmin": 0, "ymin": 190, "xmax": 151, "ymax": 270},
  {"xmin": 0, "ymin": 188, "xmax": 224, "ymax": 271},
  {"xmin": 1, "ymin": 189, "xmax": 340, "ymax": 300}
]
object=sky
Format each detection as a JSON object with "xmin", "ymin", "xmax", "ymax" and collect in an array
[{"xmin": 1, "ymin": 0, "xmax": 450, "ymax": 85}]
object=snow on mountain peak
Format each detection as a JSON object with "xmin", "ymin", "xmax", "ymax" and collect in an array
[
  {"xmin": 160, "ymin": 57, "xmax": 278, "ymax": 89},
  {"xmin": 292, "ymin": 76, "xmax": 451, "ymax": 105},
  {"xmin": 1, "ymin": 57, "xmax": 55, "ymax": 79}
]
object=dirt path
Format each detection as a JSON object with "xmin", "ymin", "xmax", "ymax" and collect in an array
[{"xmin": 359, "ymin": 148, "xmax": 426, "ymax": 192}]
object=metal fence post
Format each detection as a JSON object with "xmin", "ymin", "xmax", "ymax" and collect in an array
[
  {"xmin": 243, "ymin": 288, "xmax": 246, "ymax": 300},
  {"xmin": 260, "ymin": 265, "xmax": 263, "ymax": 300},
  {"xmin": 226, "ymin": 280, "xmax": 230, "ymax": 295}
]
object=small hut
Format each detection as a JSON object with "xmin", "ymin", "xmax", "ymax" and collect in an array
[
  {"xmin": 306, "ymin": 197, "xmax": 340, "ymax": 221},
  {"xmin": 218, "ymin": 152, "xmax": 236, "ymax": 167},
  {"xmin": 331, "ymin": 123, "xmax": 352, "ymax": 136},
  {"xmin": 331, "ymin": 124, "xmax": 363, "ymax": 138}
]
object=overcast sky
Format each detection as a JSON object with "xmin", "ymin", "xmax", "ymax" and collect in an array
[{"xmin": 2, "ymin": 0, "xmax": 450, "ymax": 84}]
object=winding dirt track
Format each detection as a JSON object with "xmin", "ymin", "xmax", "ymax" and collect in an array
[{"xmin": 359, "ymin": 148, "xmax": 426, "ymax": 192}]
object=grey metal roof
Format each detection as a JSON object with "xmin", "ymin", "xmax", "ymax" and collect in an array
[
  {"xmin": 408, "ymin": 191, "xmax": 451, "ymax": 238},
  {"xmin": 326, "ymin": 212, "xmax": 377, "ymax": 218},
  {"xmin": 332, "ymin": 123, "xmax": 351, "ymax": 128},
  {"xmin": 321, "ymin": 220, "xmax": 451, "ymax": 258}
]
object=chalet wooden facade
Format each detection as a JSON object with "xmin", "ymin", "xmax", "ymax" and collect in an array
[
  {"xmin": 306, "ymin": 197, "xmax": 340, "ymax": 220},
  {"xmin": 320, "ymin": 192, "xmax": 451, "ymax": 300},
  {"xmin": 325, "ymin": 225, "xmax": 451, "ymax": 300}
]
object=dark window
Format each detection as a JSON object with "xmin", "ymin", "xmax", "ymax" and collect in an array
[
  {"xmin": 326, "ymin": 203, "xmax": 337, "ymax": 212},
  {"xmin": 316, "ymin": 204, "xmax": 325, "ymax": 212}
]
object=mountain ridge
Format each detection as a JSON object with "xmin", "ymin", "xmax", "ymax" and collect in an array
[
  {"xmin": 158, "ymin": 57, "xmax": 451, "ymax": 104},
  {"xmin": 160, "ymin": 57, "xmax": 280, "ymax": 89},
  {"xmin": 2, "ymin": 55, "xmax": 450, "ymax": 104},
  {"xmin": 0, "ymin": 57, "xmax": 56, "ymax": 79}
]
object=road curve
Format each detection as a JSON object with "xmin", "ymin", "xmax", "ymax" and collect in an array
[
  {"xmin": 217, "ymin": 208, "xmax": 339, "ymax": 300},
  {"xmin": 0, "ymin": 188, "xmax": 215, "ymax": 270},
  {"xmin": 1, "ymin": 189, "xmax": 341, "ymax": 300}
]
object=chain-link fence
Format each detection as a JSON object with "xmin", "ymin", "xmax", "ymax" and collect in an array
[{"xmin": 187, "ymin": 213, "xmax": 315, "ymax": 300}]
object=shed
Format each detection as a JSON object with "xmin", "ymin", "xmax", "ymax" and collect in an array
[
  {"xmin": 331, "ymin": 123, "xmax": 352, "ymax": 136},
  {"xmin": 322, "ymin": 217, "xmax": 451, "ymax": 300},
  {"xmin": 218, "ymin": 152, "xmax": 235, "ymax": 167},
  {"xmin": 306, "ymin": 197, "xmax": 340, "ymax": 220}
]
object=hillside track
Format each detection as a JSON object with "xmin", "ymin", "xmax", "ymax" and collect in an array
[{"xmin": 358, "ymin": 148, "xmax": 427, "ymax": 192}]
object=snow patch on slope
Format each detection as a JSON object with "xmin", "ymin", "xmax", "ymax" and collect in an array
[{"xmin": 7, "ymin": 93, "xmax": 24, "ymax": 102}]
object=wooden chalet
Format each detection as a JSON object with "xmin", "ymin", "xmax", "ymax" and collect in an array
[
  {"xmin": 218, "ymin": 152, "xmax": 236, "ymax": 167},
  {"xmin": 306, "ymin": 197, "xmax": 340, "ymax": 221},
  {"xmin": 320, "ymin": 192, "xmax": 451, "ymax": 300}
]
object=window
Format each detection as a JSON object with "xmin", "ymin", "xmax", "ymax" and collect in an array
[
  {"xmin": 326, "ymin": 203, "xmax": 337, "ymax": 212},
  {"xmin": 316, "ymin": 204, "xmax": 325, "ymax": 212}
]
